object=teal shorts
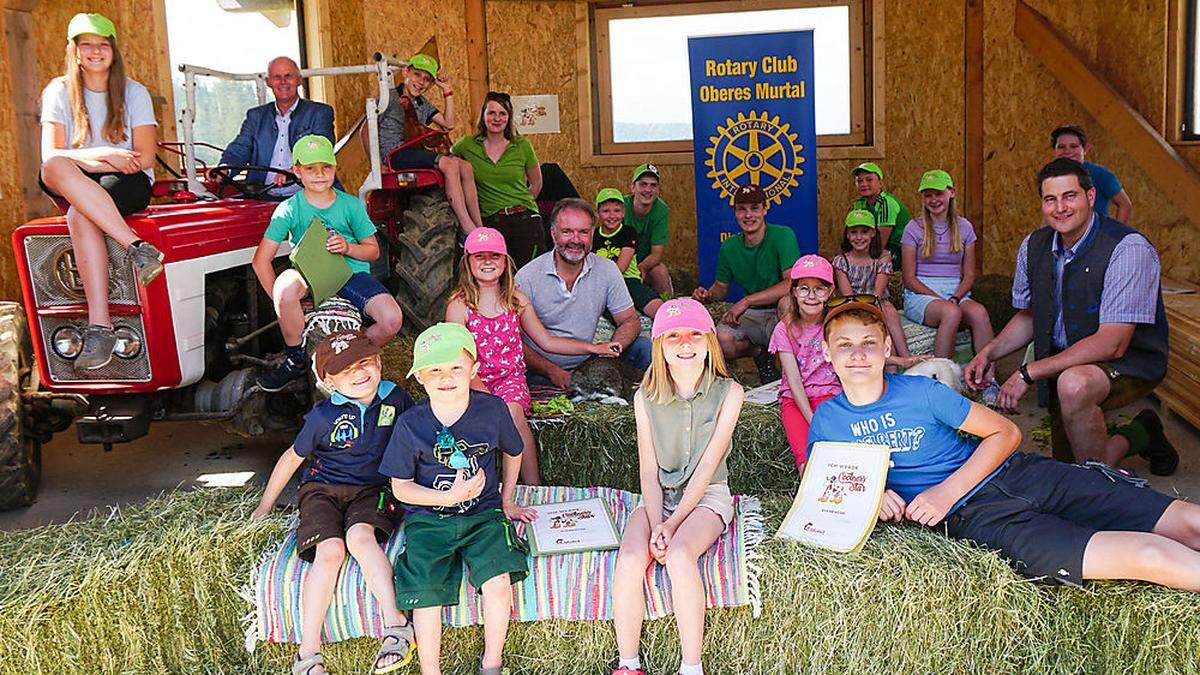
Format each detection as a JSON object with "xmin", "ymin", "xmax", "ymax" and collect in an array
[{"xmin": 393, "ymin": 509, "xmax": 529, "ymax": 609}]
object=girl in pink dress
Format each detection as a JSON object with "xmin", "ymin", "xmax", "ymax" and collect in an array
[{"xmin": 446, "ymin": 227, "xmax": 616, "ymax": 484}]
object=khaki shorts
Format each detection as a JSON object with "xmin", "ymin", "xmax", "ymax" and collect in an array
[
  {"xmin": 661, "ymin": 481, "xmax": 735, "ymax": 527},
  {"xmin": 716, "ymin": 307, "xmax": 778, "ymax": 347}
]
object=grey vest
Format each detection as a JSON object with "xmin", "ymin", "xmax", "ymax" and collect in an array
[{"xmin": 1027, "ymin": 216, "xmax": 1168, "ymax": 403}]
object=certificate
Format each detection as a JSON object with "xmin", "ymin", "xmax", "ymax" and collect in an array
[
  {"xmin": 776, "ymin": 441, "xmax": 892, "ymax": 553},
  {"xmin": 526, "ymin": 497, "xmax": 620, "ymax": 556}
]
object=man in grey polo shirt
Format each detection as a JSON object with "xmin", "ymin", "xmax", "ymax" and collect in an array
[{"xmin": 516, "ymin": 198, "xmax": 652, "ymax": 388}]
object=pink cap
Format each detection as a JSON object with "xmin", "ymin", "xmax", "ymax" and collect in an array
[
  {"xmin": 464, "ymin": 227, "xmax": 508, "ymax": 256},
  {"xmin": 651, "ymin": 298, "xmax": 716, "ymax": 339},
  {"xmin": 790, "ymin": 254, "xmax": 834, "ymax": 284}
]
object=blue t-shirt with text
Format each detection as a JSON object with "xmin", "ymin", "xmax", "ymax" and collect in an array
[
  {"xmin": 808, "ymin": 374, "xmax": 996, "ymax": 513},
  {"xmin": 379, "ymin": 391, "xmax": 523, "ymax": 517},
  {"xmin": 293, "ymin": 381, "xmax": 415, "ymax": 485}
]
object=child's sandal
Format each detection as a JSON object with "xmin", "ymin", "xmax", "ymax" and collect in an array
[
  {"xmin": 373, "ymin": 623, "xmax": 416, "ymax": 674},
  {"xmin": 293, "ymin": 652, "xmax": 325, "ymax": 675}
]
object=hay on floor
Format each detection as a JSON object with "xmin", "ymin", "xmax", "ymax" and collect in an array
[{"xmin": 2, "ymin": 470, "xmax": 1198, "ymax": 672}]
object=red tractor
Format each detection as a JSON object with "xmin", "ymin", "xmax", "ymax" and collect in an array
[{"xmin": 0, "ymin": 54, "xmax": 458, "ymax": 510}]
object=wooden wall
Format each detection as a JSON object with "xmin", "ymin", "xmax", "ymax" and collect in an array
[
  {"xmin": 982, "ymin": 0, "xmax": 1199, "ymax": 281},
  {"xmin": 0, "ymin": 0, "xmax": 1196, "ymax": 304}
]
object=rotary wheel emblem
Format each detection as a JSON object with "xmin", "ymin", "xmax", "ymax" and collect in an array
[{"xmin": 704, "ymin": 111, "xmax": 804, "ymax": 206}]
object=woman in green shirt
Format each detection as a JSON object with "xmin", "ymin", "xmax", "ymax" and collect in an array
[{"xmin": 452, "ymin": 92, "xmax": 544, "ymax": 268}]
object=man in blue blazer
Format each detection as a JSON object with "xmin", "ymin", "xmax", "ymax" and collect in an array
[{"xmin": 217, "ymin": 57, "xmax": 337, "ymax": 194}]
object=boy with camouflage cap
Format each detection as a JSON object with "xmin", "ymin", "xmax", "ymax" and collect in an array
[
  {"xmin": 253, "ymin": 329, "xmax": 416, "ymax": 675},
  {"xmin": 380, "ymin": 322, "xmax": 533, "ymax": 675}
]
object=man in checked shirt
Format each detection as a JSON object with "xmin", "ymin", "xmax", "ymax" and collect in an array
[{"xmin": 964, "ymin": 158, "xmax": 1178, "ymax": 476}]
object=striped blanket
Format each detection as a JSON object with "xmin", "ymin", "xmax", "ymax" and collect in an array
[{"xmin": 243, "ymin": 485, "xmax": 762, "ymax": 650}]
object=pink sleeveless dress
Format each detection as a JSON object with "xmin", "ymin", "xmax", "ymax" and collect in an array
[{"xmin": 464, "ymin": 307, "xmax": 532, "ymax": 414}]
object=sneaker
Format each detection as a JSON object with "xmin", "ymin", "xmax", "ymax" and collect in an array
[
  {"xmin": 258, "ymin": 357, "xmax": 307, "ymax": 392},
  {"xmin": 612, "ymin": 669, "xmax": 646, "ymax": 675},
  {"xmin": 1134, "ymin": 409, "xmax": 1179, "ymax": 476},
  {"xmin": 75, "ymin": 324, "xmax": 117, "ymax": 371},
  {"xmin": 753, "ymin": 348, "xmax": 780, "ymax": 384},
  {"xmin": 128, "ymin": 241, "xmax": 164, "ymax": 287}
]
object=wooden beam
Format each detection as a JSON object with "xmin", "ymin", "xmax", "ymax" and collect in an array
[
  {"xmin": 1014, "ymin": 0, "xmax": 1200, "ymax": 221},
  {"xmin": 3, "ymin": 3, "xmax": 51, "ymax": 219},
  {"xmin": 465, "ymin": 0, "xmax": 488, "ymax": 115},
  {"xmin": 964, "ymin": 0, "xmax": 983, "ymax": 271}
]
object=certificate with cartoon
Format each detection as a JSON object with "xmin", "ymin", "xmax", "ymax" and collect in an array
[
  {"xmin": 526, "ymin": 497, "xmax": 620, "ymax": 556},
  {"xmin": 777, "ymin": 441, "xmax": 892, "ymax": 553}
]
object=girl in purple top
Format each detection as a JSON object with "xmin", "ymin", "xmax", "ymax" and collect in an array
[{"xmin": 901, "ymin": 170, "xmax": 994, "ymax": 359}]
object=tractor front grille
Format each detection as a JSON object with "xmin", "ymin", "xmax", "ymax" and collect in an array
[
  {"xmin": 40, "ymin": 316, "xmax": 152, "ymax": 382},
  {"xmin": 23, "ymin": 235, "xmax": 139, "ymax": 307}
]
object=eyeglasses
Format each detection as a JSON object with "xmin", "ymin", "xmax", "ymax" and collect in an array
[
  {"xmin": 485, "ymin": 91, "xmax": 511, "ymax": 103},
  {"xmin": 825, "ymin": 294, "xmax": 880, "ymax": 310},
  {"xmin": 793, "ymin": 284, "xmax": 832, "ymax": 298}
]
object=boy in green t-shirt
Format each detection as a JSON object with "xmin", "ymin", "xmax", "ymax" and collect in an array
[
  {"xmin": 692, "ymin": 184, "xmax": 800, "ymax": 378},
  {"xmin": 623, "ymin": 163, "xmax": 673, "ymax": 296},
  {"xmin": 851, "ymin": 162, "xmax": 911, "ymax": 268},
  {"xmin": 594, "ymin": 188, "xmax": 663, "ymax": 318},
  {"xmin": 251, "ymin": 135, "xmax": 405, "ymax": 392}
]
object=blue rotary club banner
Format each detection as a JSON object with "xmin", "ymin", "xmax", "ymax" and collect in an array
[{"xmin": 688, "ymin": 30, "xmax": 817, "ymax": 296}]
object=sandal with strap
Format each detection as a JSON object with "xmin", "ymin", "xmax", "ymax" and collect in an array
[
  {"xmin": 293, "ymin": 652, "xmax": 326, "ymax": 675},
  {"xmin": 374, "ymin": 623, "xmax": 417, "ymax": 674}
]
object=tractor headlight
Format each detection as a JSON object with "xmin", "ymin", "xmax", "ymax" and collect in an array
[
  {"xmin": 51, "ymin": 325, "xmax": 83, "ymax": 359},
  {"xmin": 113, "ymin": 325, "xmax": 142, "ymax": 360}
]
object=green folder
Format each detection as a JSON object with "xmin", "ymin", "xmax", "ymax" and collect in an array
[{"xmin": 289, "ymin": 217, "xmax": 353, "ymax": 307}]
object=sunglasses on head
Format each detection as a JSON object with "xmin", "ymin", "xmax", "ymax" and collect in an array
[
  {"xmin": 485, "ymin": 91, "xmax": 511, "ymax": 102},
  {"xmin": 825, "ymin": 294, "xmax": 880, "ymax": 310}
]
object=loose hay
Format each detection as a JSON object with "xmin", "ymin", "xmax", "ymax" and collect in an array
[{"xmin": 1, "ymin": 487, "xmax": 1198, "ymax": 673}]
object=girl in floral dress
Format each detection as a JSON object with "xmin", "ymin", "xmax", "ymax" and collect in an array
[{"xmin": 446, "ymin": 227, "xmax": 616, "ymax": 483}]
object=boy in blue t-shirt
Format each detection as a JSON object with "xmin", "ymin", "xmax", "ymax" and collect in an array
[
  {"xmin": 380, "ymin": 322, "xmax": 534, "ymax": 675},
  {"xmin": 1050, "ymin": 125, "xmax": 1133, "ymax": 222},
  {"xmin": 253, "ymin": 330, "xmax": 416, "ymax": 675},
  {"xmin": 809, "ymin": 298, "xmax": 1200, "ymax": 590},
  {"xmin": 251, "ymin": 134, "xmax": 405, "ymax": 392}
]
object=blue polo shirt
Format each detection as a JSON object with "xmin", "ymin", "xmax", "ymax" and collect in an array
[
  {"xmin": 379, "ymin": 390, "xmax": 523, "ymax": 517},
  {"xmin": 293, "ymin": 381, "xmax": 415, "ymax": 485}
]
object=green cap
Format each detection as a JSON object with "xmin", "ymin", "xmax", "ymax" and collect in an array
[
  {"xmin": 407, "ymin": 322, "xmax": 478, "ymax": 377},
  {"xmin": 918, "ymin": 169, "xmax": 954, "ymax": 192},
  {"xmin": 291, "ymin": 135, "xmax": 336, "ymax": 166},
  {"xmin": 852, "ymin": 162, "xmax": 883, "ymax": 179},
  {"xmin": 409, "ymin": 54, "xmax": 439, "ymax": 78},
  {"xmin": 595, "ymin": 187, "xmax": 624, "ymax": 207},
  {"xmin": 845, "ymin": 209, "xmax": 876, "ymax": 229},
  {"xmin": 631, "ymin": 162, "xmax": 660, "ymax": 183},
  {"xmin": 68, "ymin": 12, "xmax": 116, "ymax": 40}
]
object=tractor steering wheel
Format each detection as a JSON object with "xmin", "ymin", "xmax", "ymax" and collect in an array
[{"xmin": 206, "ymin": 165, "xmax": 300, "ymax": 200}]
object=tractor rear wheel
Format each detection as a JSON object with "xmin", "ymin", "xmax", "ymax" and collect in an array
[
  {"xmin": 0, "ymin": 302, "xmax": 40, "ymax": 510},
  {"xmin": 391, "ymin": 190, "xmax": 457, "ymax": 333}
]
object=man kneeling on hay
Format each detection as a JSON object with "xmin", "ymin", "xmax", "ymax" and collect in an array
[{"xmin": 809, "ymin": 296, "xmax": 1200, "ymax": 589}]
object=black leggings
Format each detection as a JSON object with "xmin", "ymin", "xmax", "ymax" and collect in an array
[{"xmin": 40, "ymin": 170, "xmax": 152, "ymax": 216}]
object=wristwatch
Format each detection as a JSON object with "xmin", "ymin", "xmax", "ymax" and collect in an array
[{"xmin": 1019, "ymin": 364, "xmax": 1034, "ymax": 385}]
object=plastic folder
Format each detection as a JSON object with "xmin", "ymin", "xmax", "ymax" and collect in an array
[{"xmin": 289, "ymin": 217, "xmax": 352, "ymax": 307}]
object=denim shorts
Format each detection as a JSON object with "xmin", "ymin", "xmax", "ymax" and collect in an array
[
  {"xmin": 903, "ymin": 275, "xmax": 970, "ymax": 324},
  {"xmin": 336, "ymin": 272, "xmax": 390, "ymax": 312},
  {"xmin": 944, "ymin": 453, "xmax": 1175, "ymax": 585}
]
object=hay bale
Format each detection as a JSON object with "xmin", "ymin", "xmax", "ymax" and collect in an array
[
  {"xmin": 973, "ymin": 274, "xmax": 1017, "ymax": 330},
  {"xmin": 2, "ymin": 486, "xmax": 1198, "ymax": 673}
]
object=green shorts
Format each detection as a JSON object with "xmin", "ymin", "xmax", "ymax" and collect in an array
[
  {"xmin": 625, "ymin": 277, "xmax": 660, "ymax": 315},
  {"xmin": 393, "ymin": 509, "xmax": 529, "ymax": 609}
]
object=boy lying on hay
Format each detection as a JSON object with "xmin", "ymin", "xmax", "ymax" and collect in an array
[{"xmin": 810, "ymin": 296, "xmax": 1200, "ymax": 589}]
